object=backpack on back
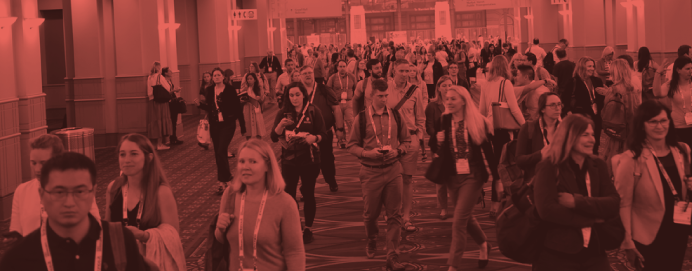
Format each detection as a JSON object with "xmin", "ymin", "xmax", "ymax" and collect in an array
[
  {"xmin": 601, "ymin": 91, "xmax": 628, "ymax": 141},
  {"xmin": 543, "ymin": 50, "xmax": 555, "ymax": 75}
]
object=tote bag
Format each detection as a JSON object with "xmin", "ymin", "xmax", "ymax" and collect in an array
[{"xmin": 491, "ymin": 79, "xmax": 521, "ymax": 130}]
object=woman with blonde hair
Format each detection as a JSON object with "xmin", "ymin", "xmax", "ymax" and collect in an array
[
  {"xmin": 600, "ymin": 59, "xmax": 641, "ymax": 163},
  {"xmin": 434, "ymin": 85, "xmax": 497, "ymax": 270},
  {"xmin": 563, "ymin": 56, "xmax": 607, "ymax": 154},
  {"xmin": 146, "ymin": 61, "xmax": 173, "ymax": 150},
  {"xmin": 215, "ymin": 139, "xmax": 306, "ymax": 270},
  {"xmin": 479, "ymin": 55, "xmax": 525, "ymax": 215},
  {"xmin": 106, "ymin": 133, "xmax": 186, "ymax": 270},
  {"xmin": 596, "ymin": 46, "xmax": 616, "ymax": 83},
  {"xmin": 532, "ymin": 114, "xmax": 620, "ymax": 270}
]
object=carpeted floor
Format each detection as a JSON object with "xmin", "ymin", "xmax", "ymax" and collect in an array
[{"xmin": 3, "ymin": 102, "xmax": 692, "ymax": 270}]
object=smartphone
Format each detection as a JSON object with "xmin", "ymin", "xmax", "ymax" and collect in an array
[
  {"xmin": 377, "ymin": 149, "xmax": 389, "ymax": 154},
  {"xmin": 284, "ymin": 113, "xmax": 294, "ymax": 121}
]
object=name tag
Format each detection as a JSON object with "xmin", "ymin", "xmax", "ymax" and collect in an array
[
  {"xmin": 582, "ymin": 227, "xmax": 592, "ymax": 247},
  {"xmin": 685, "ymin": 112, "xmax": 692, "ymax": 125},
  {"xmin": 456, "ymin": 159, "xmax": 470, "ymax": 174},
  {"xmin": 341, "ymin": 92, "xmax": 348, "ymax": 100},
  {"xmin": 674, "ymin": 201, "xmax": 692, "ymax": 225},
  {"xmin": 218, "ymin": 112, "xmax": 224, "ymax": 122},
  {"xmin": 592, "ymin": 104, "xmax": 598, "ymax": 115},
  {"xmin": 285, "ymin": 130, "xmax": 308, "ymax": 141},
  {"xmin": 268, "ymin": 67, "xmax": 273, "ymax": 72}
]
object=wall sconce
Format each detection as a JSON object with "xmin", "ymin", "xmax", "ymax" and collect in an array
[
  {"xmin": 0, "ymin": 17, "xmax": 17, "ymax": 30},
  {"xmin": 23, "ymin": 18, "xmax": 44, "ymax": 29}
]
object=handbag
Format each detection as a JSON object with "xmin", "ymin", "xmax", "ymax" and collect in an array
[
  {"xmin": 496, "ymin": 204, "xmax": 544, "ymax": 263},
  {"xmin": 171, "ymin": 97, "xmax": 188, "ymax": 114},
  {"xmin": 596, "ymin": 215, "xmax": 625, "ymax": 251},
  {"xmin": 205, "ymin": 191, "xmax": 237, "ymax": 271},
  {"xmin": 153, "ymin": 75, "xmax": 172, "ymax": 103},
  {"xmin": 425, "ymin": 114, "xmax": 455, "ymax": 184},
  {"xmin": 197, "ymin": 119, "xmax": 211, "ymax": 147},
  {"xmin": 491, "ymin": 79, "xmax": 521, "ymax": 130}
]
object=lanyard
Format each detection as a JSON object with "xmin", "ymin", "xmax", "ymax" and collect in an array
[
  {"xmin": 367, "ymin": 106, "xmax": 392, "ymax": 148},
  {"xmin": 451, "ymin": 118, "xmax": 469, "ymax": 157},
  {"xmin": 646, "ymin": 143, "xmax": 682, "ymax": 200},
  {"xmin": 41, "ymin": 218, "xmax": 103, "ymax": 271},
  {"xmin": 539, "ymin": 117, "xmax": 561, "ymax": 146},
  {"xmin": 307, "ymin": 83, "xmax": 317, "ymax": 105},
  {"xmin": 584, "ymin": 79, "xmax": 595, "ymax": 103},
  {"xmin": 122, "ymin": 184, "xmax": 144, "ymax": 229},
  {"xmin": 584, "ymin": 170, "xmax": 592, "ymax": 197},
  {"xmin": 338, "ymin": 74, "xmax": 349, "ymax": 92},
  {"xmin": 238, "ymin": 190, "xmax": 269, "ymax": 271},
  {"xmin": 682, "ymin": 84, "xmax": 692, "ymax": 110}
]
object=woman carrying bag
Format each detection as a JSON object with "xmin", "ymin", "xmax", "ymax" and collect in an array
[
  {"xmin": 431, "ymin": 85, "xmax": 497, "ymax": 271},
  {"xmin": 614, "ymin": 101, "xmax": 692, "ymax": 271}
]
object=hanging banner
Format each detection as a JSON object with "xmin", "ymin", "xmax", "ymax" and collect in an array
[
  {"xmin": 286, "ymin": 0, "xmax": 342, "ymax": 18},
  {"xmin": 454, "ymin": 0, "xmax": 529, "ymax": 11}
]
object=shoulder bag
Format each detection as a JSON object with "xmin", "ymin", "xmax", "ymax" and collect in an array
[
  {"xmin": 491, "ymin": 79, "xmax": 521, "ymax": 130},
  {"xmin": 153, "ymin": 75, "xmax": 172, "ymax": 103},
  {"xmin": 205, "ymin": 190, "xmax": 237, "ymax": 271}
]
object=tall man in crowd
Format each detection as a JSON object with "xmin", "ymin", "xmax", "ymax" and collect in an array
[
  {"xmin": 300, "ymin": 66, "xmax": 346, "ymax": 192},
  {"xmin": 347, "ymin": 79, "xmax": 410, "ymax": 271},
  {"xmin": 275, "ymin": 58, "xmax": 297, "ymax": 107},
  {"xmin": 259, "ymin": 50, "xmax": 283, "ymax": 103},
  {"xmin": 327, "ymin": 60, "xmax": 358, "ymax": 147},
  {"xmin": 387, "ymin": 59, "xmax": 426, "ymax": 231}
]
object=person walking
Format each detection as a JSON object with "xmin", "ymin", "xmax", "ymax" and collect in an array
[
  {"xmin": 239, "ymin": 73, "xmax": 266, "ymax": 140},
  {"xmin": 426, "ymin": 75, "xmax": 454, "ymax": 220},
  {"xmin": 653, "ymin": 57, "xmax": 692, "ymax": 149},
  {"xmin": 259, "ymin": 50, "xmax": 283, "ymax": 104},
  {"xmin": 326, "ymin": 60, "xmax": 357, "ymax": 147}
]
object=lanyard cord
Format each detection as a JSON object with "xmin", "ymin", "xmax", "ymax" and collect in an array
[
  {"xmin": 41, "ymin": 218, "xmax": 103, "ymax": 271},
  {"xmin": 451, "ymin": 117, "xmax": 469, "ymax": 158},
  {"xmin": 338, "ymin": 74, "xmax": 349, "ymax": 92},
  {"xmin": 646, "ymin": 142, "xmax": 682, "ymax": 201},
  {"xmin": 122, "ymin": 183, "xmax": 144, "ymax": 229},
  {"xmin": 539, "ymin": 117, "xmax": 560, "ymax": 146},
  {"xmin": 238, "ymin": 190, "xmax": 269, "ymax": 270},
  {"xmin": 367, "ymin": 106, "xmax": 392, "ymax": 148}
]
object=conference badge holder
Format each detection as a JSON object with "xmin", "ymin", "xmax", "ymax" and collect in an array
[
  {"xmin": 341, "ymin": 92, "xmax": 348, "ymax": 104},
  {"xmin": 456, "ymin": 158, "xmax": 471, "ymax": 174},
  {"xmin": 685, "ymin": 112, "xmax": 692, "ymax": 125},
  {"xmin": 218, "ymin": 112, "xmax": 224, "ymax": 122},
  {"xmin": 674, "ymin": 201, "xmax": 691, "ymax": 225}
]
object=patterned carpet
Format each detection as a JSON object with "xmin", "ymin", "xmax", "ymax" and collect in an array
[{"xmin": 2, "ymin": 102, "xmax": 692, "ymax": 270}]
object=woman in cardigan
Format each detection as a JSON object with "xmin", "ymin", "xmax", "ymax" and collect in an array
[
  {"xmin": 271, "ymin": 82, "xmax": 327, "ymax": 244},
  {"xmin": 162, "ymin": 67, "xmax": 184, "ymax": 146},
  {"xmin": 239, "ymin": 73, "xmax": 266, "ymax": 140},
  {"xmin": 515, "ymin": 92, "xmax": 562, "ymax": 186},
  {"xmin": 596, "ymin": 46, "xmax": 615, "ymax": 84},
  {"xmin": 435, "ymin": 85, "xmax": 497, "ymax": 271},
  {"xmin": 600, "ymin": 59, "xmax": 641, "ymax": 164},
  {"xmin": 615, "ymin": 100, "xmax": 692, "ymax": 271},
  {"xmin": 426, "ymin": 76, "xmax": 453, "ymax": 219},
  {"xmin": 532, "ymin": 114, "xmax": 621, "ymax": 270},
  {"xmin": 421, "ymin": 51, "xmax": 444, "ymax": 100},
  {"xmin": 146, "ymin": 61, "xmax": 173, "ymax": 150},
  {"xmin": 215, "ymin": 139, "xmax": 306, "ymax": 271}
]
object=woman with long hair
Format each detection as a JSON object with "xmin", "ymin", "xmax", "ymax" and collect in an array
[
  {"xmin": 200, "ymin": 67, "xmax": 243, "ymax": 194},
  {"xmin": 162, "ymin": 67, "xmax": 184, "ymax": 146},
  {"xmin": 636, "ymin": 47, "xmax": 659, "ymax": 101},
  {"xmin": 478, "ymin": 56, "xmax": 525, "ymax": 216},
  {"xmin": 271, "ymin": 82, "xmax": 327, "ymax": 244},
  {"xmin": 215, "ymin": 139, "xmax": 306, "ymax": 270},
  {"xmin": 653, "ymin": 57, "xmax": 692, "ymax": 148},
  {"xmin": 596, "ymin": 46, "xmax": 615, "ymax": 83},
  {"xmin": 239, "ymin": 73, "xmax": 266, "ymax": 140},
  {"xmin": 425, "ymin": 75, "xmax": 454, "ymax": 219},
  {"xmin": 615, "ymin": 100, "xmax": 692, "ymax": 271},
  {"xmin": 600, "ymin": 59, "xmax": 641, "ymax": 163},
  {"xmin": 356, "ymin": 59, "xmax": 368, "ymax": 82},
  {"xmin": 106, "ymin": 133, "xmax": 186, "ymax": 270},
  {"xmin": 146, "ymin": 61, "xmax": 173, "ymax": 150},
  {"xmin": 532, "ymin": 114, "xmax": 620, "ymax": 270},
  {"xmin": 435, "ymin": 85, "xmax": 496, "ymax": 271},
  {"xmin": 421, "ymin": 51, "xmax": 444, "ymax": 100},
  {"xmin": 243, "ymin": 62, "xmax": 270, "ymax": 98},
  {"xmin": 198, "ymin": 71, "xmax": 213, "ymax": 103},
  {"xmin": 563, "ymin": 56, "xmax": 607, "ymax": 154}
]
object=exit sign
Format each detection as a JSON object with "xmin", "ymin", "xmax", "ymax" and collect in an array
[{"xmin": 551, "ymin": 0, "xmax": 569, "ymax": 4}]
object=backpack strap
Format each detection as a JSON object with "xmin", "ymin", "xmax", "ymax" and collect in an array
[
  {"xmin": 359, "ymin": 110, "xmax": 367, "ymax": 147},
  {"xmin": 108, "ymin": 222, "xmax": 127, "ymax": 271},
  {"xmin": 391, "ymin": 109, "xmax": 404, "ymax": 143},
  {"xmin": 394, "ymin": 84, "xmax": 418, "ymax": 111}
]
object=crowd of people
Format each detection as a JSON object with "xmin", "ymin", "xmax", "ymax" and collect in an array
[{"xmin": 3, "ymin": 35, "xmax": 692, "ymax": 271}]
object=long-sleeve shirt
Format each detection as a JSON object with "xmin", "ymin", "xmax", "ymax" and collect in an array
[
  {"xmin": 386, "ymin": 79, "xmax": 426, "ymax": 137},
  {"xmin": 347, "ymin": 106, "xmax": 411, "ymax": 165},
  {"xmin": 326, "ymin": 73, "xmax": 357, "ymax": 102},
  {"xmin": 275, "ymin": 72, "xmax": 292, "ymax": 94},
  {"xmin": 479, "ymin": 77, "xmax": 526, "ymax": 128}
]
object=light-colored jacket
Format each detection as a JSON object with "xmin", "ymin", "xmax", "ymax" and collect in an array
[{"xmin": 614, "ymin": 144, "xmax": 691, "ymax": 249}]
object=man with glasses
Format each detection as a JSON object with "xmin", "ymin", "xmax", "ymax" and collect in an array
[
  {"xmin": 515, "ymin": 65, "xmax": 552, "ymax": 122},
  {"xmin": 300, "ymin": 66, "xmax": 345, "ymax": 193},
  {"xmin": 0, "ymin": 152, "xmax": 150, "ymax": 271},
  {"xmin": 6, "ymin": 135, "xmax": 100, "ymax": 240},
  {"xmin": 387, "ymin": 59, "xmax": 425, "ymax": 232}
]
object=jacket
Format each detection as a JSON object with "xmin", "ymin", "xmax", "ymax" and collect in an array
[
  {"xmin": 614, "ymin": 144, "xmax": 691, "ymax": 249},
  {"xmin": 200, "ymin": 84, "xmax": 243, "ymax": 123},
  {"xmin": 515, "ymin": 119, "xmax": 543, "ymax": 184},
  {"xmin": 436, "ymin": 114, "xmax": 499, "ymax": 183},
  {"xmin": 562, "ymin": 75, "xmax": 605, "ymax": 117},
  {"xmin": 259, "ymin": 56, "xmax": 283, "ymax": 76},
  {"xmin": 533, "ymin": 156, "xmax": 621, "ymax": 254},
  {"xmin": 425, "ymin": 101, "xmax": 445, "ymax": 154},
  {"xmin": 421, "ymin": 60, "xmax": 444, "ymax": 86}
]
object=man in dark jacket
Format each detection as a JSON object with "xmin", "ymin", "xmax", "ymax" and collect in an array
[{"xmin": 259, "ymin": 50, "xmax": 283, "ymax": 103}]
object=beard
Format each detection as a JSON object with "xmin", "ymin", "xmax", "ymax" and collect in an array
[{"xmin": 371, "ymin": 72, "xmax": 383, "ymax": 79}]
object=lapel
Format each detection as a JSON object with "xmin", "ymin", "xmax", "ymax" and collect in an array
[
  {"xmin": 642, "ymin": 149, "xmax": 666, "ymax": 207},
  {"xmin": 585, "ymin": 157, "xmax": 600, "ymax": 196},
  {"xmin": 558, "ymin": 163, "xmax": 581, "ymax": 194}
]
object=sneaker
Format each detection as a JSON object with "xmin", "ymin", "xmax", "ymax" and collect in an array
[
  {"xmin": 303, "ymin": 228, "xmax": 314, "ymax": 244},
  {"xmin": 366, "ymin": 239, "xmax": 376, "ymax": 259},
  {"xmin": 156, "ymin": 144, "xmax": 170, "ymax": 151},
  {"xmin": 216, "ymin": 183, "xmax": 227, "ymax": 195},
  {"xmin": 387, "ymin": 255, "xmax": 406, "ymax": 271},
  {"xmin": 329, "ymin": 183, "xmax": 339, "ymax": 193}
]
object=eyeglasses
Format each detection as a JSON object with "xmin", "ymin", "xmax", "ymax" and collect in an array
[
  {"xmin": 645, "ymin": 119, "xmax": 669, "ymax": 127},
  {"xmin": 43, "ymin": 188, "xmax": 94, "ymax": 201},
  {"xmin": 545, "ymin": 103, "xmax": 564, "ymax": 109}
]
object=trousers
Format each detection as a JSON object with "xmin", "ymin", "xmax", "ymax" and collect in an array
[
  {"xmin": 209, "ymin": 119, "xmax": 236, "ymax": 182},
  {"xmin": 446, "ymin": 175, "xmax": 487, "ymax": 268},
  {"xmin": 359, "ymin": 163, "xmax": 403, "ymax": 258},
  {"xmin": 318, "ymin": 129, "xmax": 337, "ymax": 186},
  {"xmin": 282, "ymin": 163, "xmax": 321, "ymax": 227}
]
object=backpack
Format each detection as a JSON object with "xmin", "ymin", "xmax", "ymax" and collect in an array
[
  {"xmin": 543, "ymin": 50, "xmax": 555, "ymax": 75},
  {"xmin": 205, "ymin": 190, "xmax": 237, "ymax": 271},
  {"xmin": 353, "ymin": 77, "xmax": 371, "ymax": 115},
  {"xmin": 498, "ymin": 121, "xmax": 536, "ymax": 197},
  {"xmin": 601, "ymin": 91, "xmax": 628, "ymax": 141}
]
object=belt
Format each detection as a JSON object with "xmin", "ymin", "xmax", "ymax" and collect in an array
[{"xmin": 361, "ymin": 162, "xmax": 396, "ymax": 169}]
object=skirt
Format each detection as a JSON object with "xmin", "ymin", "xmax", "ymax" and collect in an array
[
  {"xmin": 242, "ymin": 103, "xmax": 265, "ymax": 138},
  {"xmin": 148, "ymin": 100, "xmax": 173, "ymax": 139}
]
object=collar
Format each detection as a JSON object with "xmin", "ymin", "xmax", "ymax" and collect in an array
[
  {"xmin": 567, "ymin": 156, "xmax": 590, "ymax": 174},
  {"xmin": 46, "ymin": 214, "xmax": 101, "ymax": 245},
  {"xmin": 371, "ymin": 105, "xmax": 390, "ymax": 116}
]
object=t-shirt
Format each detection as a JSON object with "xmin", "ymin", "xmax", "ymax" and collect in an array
[
  {"xmin": 526, "ymin": 45, "xmax": 547, "ymax": 68},
  {"xmin": 553, "ymin": 60, "xmax": 576, "ymax": 95},
  {"xmin": 436, "ymin": 51, "xmax": 449, "ymax": 67},
  {"xmin": 660, "ymin": 82, "xmax": 692, "ymax": 129}
]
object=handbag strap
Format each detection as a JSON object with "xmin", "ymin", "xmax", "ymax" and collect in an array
[
  {"xmin": 223, "ymin": 191, "xmax": 237, "ymax": 235},
  {"xmin": 497, "ymin": 79, "xmax": 506, "ymax": 103},
  {"xmin": 108, "ymin": 222, "xmax": 127, "ymax": 271},
  {"xmin": 156, "ymin": 74, "xmax": 161, "ymax": 86}
]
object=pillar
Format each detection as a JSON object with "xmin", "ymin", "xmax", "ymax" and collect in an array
[
  {"xmin": 641, "ymin": 0, "xmax": 692, "ymax": 62},
  {"xmin": 0, "ymin": 0, "xmax": 22, "ymax": 220},
  {"xmin": 528, "ymin": 0, "xmax": 559, "ymax": 50},
  {"xmin": 570, "ymin": 0, "xmax": 608, "ymax": 60},
  {"xmin": 197, "ymin": 0, "xmax": 235, "ymax": 75},
  {"xmin": 175, "ymin": 0, "xmax": 201, "ymax": 114},
  {"xmin": 240, "ymin": 0, "xmax": 270, "ymax": 70},
  {"xmin": 435, "ymin": 2, "xmax": 452, "ymax": 40},
  {"xmin": 350, "ymin": 6, "xmax": 367, "ymax": 45}
]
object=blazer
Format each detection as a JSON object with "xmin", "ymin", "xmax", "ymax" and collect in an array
[
  {"xmin": 259, "ymin": 56, "xmax": 283, "ymax": 76},
  {"xmin": 437, "ymin": 114, "xmax": 500, "ymax": 183},
  {"xmin": 614, "ymin": 144, "xmax": 691, "ymax": 249},
  {"xmin": 515, "ymin": 119, "xmax": 543, "ymax": 183},
  {"xmin": 562, "ymin": 75, "xmax": 604, "ymax": 117},
  {"xmin": 200, "ymin": 84, "xmax": 242, "ymax": 123},
  {"xmin": 533, "ymin": 156, "xmax": 621, "ymax": 254},
  {"xmin": 425, "ymin": 101, "xmax": 445, "ymax": 154}
]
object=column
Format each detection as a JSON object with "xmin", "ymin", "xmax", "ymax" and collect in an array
[
  {"xmin": 350, "ymin": 6, "xmax": 367, "ymax": 45},
  {"xmin": 570, "ymin": 0, "xmax": 608, "ymax": 60},
  {"xmin": 240, "ymin": 0, "xmax": 270, "ymax": 69},
  {"xmin": 175, "ymin": 0, "xmax": 201, "ymax": 114},
  {"xmin": 197, "ymin": 0, "xmax": 234, "ymax": 75},
  {"xmin": 641, "ymin": 0, "xmax": 692, "ymax": 61},
  {"xmin": 0, "ymin": 0, "xmax": 21, "ymax": 220},
  {"xmin": 435, "ymin": 2, "xmax": 452, "ymax": 40}
]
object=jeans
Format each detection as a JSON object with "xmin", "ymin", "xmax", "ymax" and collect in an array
[
  {"xmin": 318, "ymin": 129, "xmax": 337, "ymax": 186},
  {"xmin": 266, "ymin": 72, "xmax": 277, "ymax": 100},
  {"xmin": 436, "ymin": 184, "xmax": 448, "ymax": 209},
  {"xmin": 446, "ymin": 174, "xmax": 487, "ymax": 268},
  {"xmin": 359, "ymin": 163, "xmax": 403, "ymax": 259},
  {"xmin": 282, "ymin": 163, "xmax": 320, "ymax": 227},
  {"xmin": 339, "ymin": 102, "xmax": 353, "ymax": 140},
  {"xmin": 491, "ymin": 129, "xmax": 511, "ymax": 202},
  {"xmin": 209, "ymin": 119, "xmax": 236, "ymax": 182}
]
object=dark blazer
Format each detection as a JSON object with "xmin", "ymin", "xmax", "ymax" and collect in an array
[
  {"xmin": 422, "ymin": 60, "xmax": 444, "ymax": 87},
  {"xmin": 296, "ymin": 53, "xmax": 305, "ymax": 67},
  {"xmin": 533, "ymin": 156, "xmax": 621, "ymax": 254},
  {"xmin": 451, "ymin": 73, "xmax": 470, "ymax": 90},
  {"xmin": 425, "ymin": 101, "xmax": 445, "ymax": 154},
  {"xmin": 437, "ymin": 114, "xmax": 500, "ymax": 183},
  {"xmin": 515, "ymin": 119, "xmax": 543, "ymax": 183},
  {"xmin": 562, "ymin": 75, "xmax": 604, "ymax": 117},
  {"xmin": 259, "ymin": 56, "xmax": 283, "ymax": 76},
  {"xmin": 200, "ymin": 84, "xmax": 242, "ymax": 123}
]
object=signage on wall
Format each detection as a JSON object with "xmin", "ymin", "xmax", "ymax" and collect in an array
[
  {"xmin": 286, "ymin": 0, "xmax": 342, "ymax": 18},
  {"xmin": 454, "ymin": 0, "xmax": 529, "ymax": 11},
  {"xmin": 231, "ymin": 9, "xmax": 258, "ymax": 20},
  {"xmin": 387, "ymin": 31, "xmax": 407, "ymax": 45}
]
